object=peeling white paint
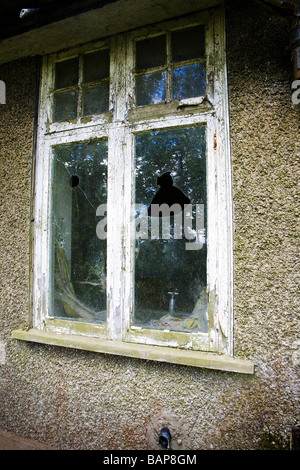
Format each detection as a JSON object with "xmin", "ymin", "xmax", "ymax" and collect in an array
[{"xmin": 32, "ymin": 8, "xmax": 233, "ymax": 358}]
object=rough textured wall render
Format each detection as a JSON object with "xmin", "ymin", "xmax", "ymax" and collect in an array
[{"xmin": 0, "ymin": 0, "xmax": 299, "ymax": 450}]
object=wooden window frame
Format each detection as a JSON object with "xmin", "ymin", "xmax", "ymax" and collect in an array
[{"xmin": 12, "ymin": 9, "xmax": 254, "ymax": 374}]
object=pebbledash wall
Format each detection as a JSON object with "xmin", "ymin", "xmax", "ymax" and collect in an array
[{"xmin": 0, "ymin": 0, "xmax": 299, "ymax": 450}]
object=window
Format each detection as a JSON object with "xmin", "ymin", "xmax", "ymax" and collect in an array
[
  {"xmin": 52, "ymin": 49, "xmax": 110, "ymax": 121},
  {"xmin": 134, "ymin": 25, "xmax": 206, "ymax": 106},
  {"xmin": 19, "ymin": 9, "xmax": 253, "ymax": 373}
]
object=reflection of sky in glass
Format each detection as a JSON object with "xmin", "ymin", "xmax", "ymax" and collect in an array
[
  {"xmin": 172, "ymin": 64, "xmax": 206, "ymax": 100},
  {"xmin": 136, "ymin": 71, "xmax": 166, "ymax": 106},
  {"xmin": 135, "ymin": 127, "xmax": 206, "ymax": 207}
]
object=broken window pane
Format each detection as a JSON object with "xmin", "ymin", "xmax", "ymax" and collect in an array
[
  {"xmin": 53, "ymin": 90, "xmax": 78, "ymax": 121},
  {"xmin": 55, "ymin": 57, "xmax": 79, "ymax": 89},
  {"xmin": 172, "ymin": 63, "xmax": 206, "ymax": 100},
  {"xmin": 171, "ymin": 25, "xmax": 205, "ymax": 63},
  {"xmin": 83, "ymin": 50, "xmax": 110, "ymax": 83},
  {"xmin": 82, "ymin": 82, "xmax": 109, "ymax": 115},
  {"xmin": 136, "ymin": 35, "xmax": 166, "ymax": 71},
  {"xmin": 136, "ymin": 71, "xmax": 166, "ymax": 106},
  {"xmin": 51, "ymin": 140, "xmax": 108, "ymax": 324},
  {"xmin": 134, "ymin": 126, "xmax": 208, "ymax": 333}
]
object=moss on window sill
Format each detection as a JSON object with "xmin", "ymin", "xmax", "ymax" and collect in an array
[{"xmin": 11, "ymin": 328, "xmax": 254, "ymax": 374}]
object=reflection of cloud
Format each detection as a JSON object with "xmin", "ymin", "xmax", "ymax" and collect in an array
[
  {"xmin": 185, "ymin": 226, "xmax": 206, "ymax": 245},
  {"xmin": 172, "ymin": 63, "xmax": 206, "ymax": 100},
  {"xmin": 136, "ymin": 70, "xmax": 166, "ymax": 106}
]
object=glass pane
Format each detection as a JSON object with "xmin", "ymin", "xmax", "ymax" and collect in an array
[
  {"xmin": 134, "ymin": 126, "xmax": 208, "ymax": 333},
  {"xmin": 171, "ymin": 25, "xmax": 205, "ymax": 63},
  {"xmin": 136, "ymin": 71, "xmax": 166, "ymax": 106},
  {"xmin": 51, "ymin": 140, "xmax": 108, "ymax": 324},
  {"xmin": 53, "ymin": 90, "xmax": 78, "ymax": 121},
  {"xmin": 55, "ymin": 57, "xmax": 79, "ymax": 89},
  {"xmin": 83, "ymin": 50, "xmax": 110, "ymax": 83},
  {"xmin": 136, "ymin": 35, "xmax": 166, "ymax": 71},
  {"xmin": 172, "ymin": 64, "xmax": 206, "ymax": 100},
  {"xmin": 82, "ymin": 82, "xmax": 109, "ymax": 115}
]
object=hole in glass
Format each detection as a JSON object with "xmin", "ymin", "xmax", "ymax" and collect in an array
[
  {"xmin": 69, "ymin": 175, "xmax": 80, "ymax": 187},
  {"xmin": 134, "ymin": 126, "xmax": 208, "ymax": 333},
  {"xmin": 51, "ymin": 140, "xmax": 108, "ymax": 324}
]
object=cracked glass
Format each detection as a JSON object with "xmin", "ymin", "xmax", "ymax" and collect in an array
[{"xmin": 51, "ymin": 140, "xmax": 108, "ymax": 324}]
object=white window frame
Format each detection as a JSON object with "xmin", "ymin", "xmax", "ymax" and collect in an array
[{"xmin": 14, "ymin": 9, "xmax": 254, "ymax": 373}]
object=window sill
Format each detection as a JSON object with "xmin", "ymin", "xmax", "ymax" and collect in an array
[{"xmin": 11, "ymin": 328, "xmax": 254, "ymax": 374}]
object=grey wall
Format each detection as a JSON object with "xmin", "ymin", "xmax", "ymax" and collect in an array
[{"xmin": 0, "ymin": 0, "xmax": 299, "ymax": 450}]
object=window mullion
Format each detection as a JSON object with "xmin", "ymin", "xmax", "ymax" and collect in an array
[
  {"xmin": 77, "ymin": 54, "xmax": 83, "ymax": 118},
  {"xmin": 205, "ymin": 115, "xmax": 219, "ymax": 353},
  {"xmin": 106, "ymin": 125, "xmax": 124, "ymax": 340},
  {"xmin": 107, "ymin": 124, "xmax": 133, "ymax": 341},
  {"xmin": 110, "ymin": 33, "xmax": 128, "ymax": 122},
  {"xmin": 166, "ymin": 31, "xmax": 172, "ymax": 102},
  {"xmin": 107, "ymin": 32, "xmax": 132, "ymax": 341}
]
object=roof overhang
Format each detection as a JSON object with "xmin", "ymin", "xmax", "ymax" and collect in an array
[{"xmin": 0, "ymin": 0, "xmax": 223, "ymax": 65}]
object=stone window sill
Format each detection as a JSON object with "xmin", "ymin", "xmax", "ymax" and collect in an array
[{"xmin": 11, "ymin": 328, "xmax": 254, "ymax": 374}]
